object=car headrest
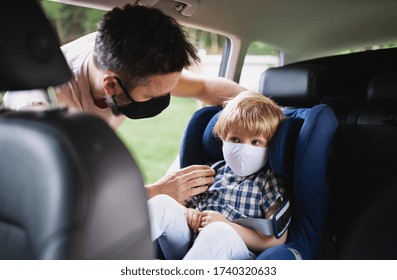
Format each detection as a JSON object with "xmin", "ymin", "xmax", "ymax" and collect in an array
[
  {"xmin": 0, "ymin": 1, "xmax": 71, "ymax": 91},
  {"xmin": 202, "ymin": 112, "xmax": 223, "ymax": 159},
  {"xmin": 259, "ymin": 64, "xmax": 324, "ymax": 107},
  {"xmin": 202, "ymin": 112, "xmax": 304, "ymax": 177},
  {"xmin": 367, "ymin": 74, "xmax": 397, "ymax": 108},
  {"xmin": 268, "ymin": 117, "xmax": 304, "ymax": 177}
]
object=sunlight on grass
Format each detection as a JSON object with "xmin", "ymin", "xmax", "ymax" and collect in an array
[{"xmin": 116, "ymin": 97, "xmax": 199, "ymax": 184}]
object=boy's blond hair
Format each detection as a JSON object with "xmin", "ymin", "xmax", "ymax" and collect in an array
[{"xmin": 213, "ymin": 91, "xmax": 284, "ymax": 142}]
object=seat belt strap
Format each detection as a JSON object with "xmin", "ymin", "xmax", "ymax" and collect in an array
[
  {"xmin": 232, "ymin": 199, "xmax": 291, "ymax": 239},
  {"xmin": 210, "ymin": 160, "xmax": 226, "ymax": 172}
]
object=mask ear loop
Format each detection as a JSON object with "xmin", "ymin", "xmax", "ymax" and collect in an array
[{"xmin": 114, "ymin": 77, "xmax": 135, "ymax": 104}]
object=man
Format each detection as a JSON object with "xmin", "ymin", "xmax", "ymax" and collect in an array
[{"xmin": 3, "ymin": 4, "xmax": 245, "ymax": 202}]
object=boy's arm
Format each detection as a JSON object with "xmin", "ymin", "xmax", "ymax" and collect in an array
[
  {"xmin": 234, "ymin": 198, "xmax": 287, "ymax": 253},
  {"xmin": 228, "ymin": 221, "xmax": 287, "ymax": 254},
  {"xmin": 200, "ymin": 199, "xmax": 287, "ymax": 254}
]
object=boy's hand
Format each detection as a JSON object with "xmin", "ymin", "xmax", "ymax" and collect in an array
[
  {"xmin": 184, "ymin": 208, "xmax": 202, "ymax": 233},
  {"xmin": 198, "ymin": 210, "xmax": 228, "ymax": 231}
]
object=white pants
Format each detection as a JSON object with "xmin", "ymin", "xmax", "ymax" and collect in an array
[{"xmin": 148, "ymin": 194, "xmax": 251, "ymax": 260}]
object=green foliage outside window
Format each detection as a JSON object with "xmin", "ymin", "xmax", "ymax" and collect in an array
[
  {"xmin": 339, "ymin": 42, "xmax": 397, "ymax": 55},
  {"xmin": 247, "ymin": 41, "xmax": 279, "ymax": 56},
  {"xmin": 183, "ymin": 27, "xmax": 226, "ymax": 55},
  {"xmin": 40, "ymin": 0, "xmax": 227, "ymax": 54},
  {"xmin": 40, "ymin": 1, "xmax": 105, "ymax": 44}
]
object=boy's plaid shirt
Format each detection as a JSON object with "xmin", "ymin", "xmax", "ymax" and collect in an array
[{"xmin": 185, "ymin": 161, "xmax": 284, "ymax": 220}]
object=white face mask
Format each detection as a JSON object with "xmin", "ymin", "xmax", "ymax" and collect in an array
[{"xmin": 222, "ymin": 141, "xmax": 268, "ymax": 176}]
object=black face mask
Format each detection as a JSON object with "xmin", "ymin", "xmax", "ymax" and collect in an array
[{"xmin": 113, "ymin": 77, "xmax": 171, "ymax": 119}]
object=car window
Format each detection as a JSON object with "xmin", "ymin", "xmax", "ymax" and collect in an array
[
  {"xmin": 338, "ymin": 42, "xmax": 397, "ymax": 55},
  {"xmin": 240, "ymin": 41, "xmax": 280, "ymax": 91},
  {"xmin": 184, "ymin": 27, "xmax": 227, "ymax": 77},
  {"xmin": 40, "ymin": 0, "xmax": 105, "ymax": 44}
]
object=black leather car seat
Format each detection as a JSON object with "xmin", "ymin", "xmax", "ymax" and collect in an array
[{"xmin": 0, "ymin": 0, "xmax": 153, "ymax": 259}]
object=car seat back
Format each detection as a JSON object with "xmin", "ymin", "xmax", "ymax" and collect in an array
[
  {"xmin": 0, "ymin": 110, "xmax": 154, "ymax": 259},
  {"xmin": 0, "ymin": 1, "xmax": 153, "ymax": 259},
  {"xmin": 332, "ymin": 74, "xmax": 397, "ymax": 259}
]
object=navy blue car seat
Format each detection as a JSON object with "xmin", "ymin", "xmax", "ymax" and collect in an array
[{"xmin": 179, "ymin": 65, "xmax": 338, "ymax": 259}]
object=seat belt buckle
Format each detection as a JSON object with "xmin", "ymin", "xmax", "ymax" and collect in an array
[{"xmin": 272, "ymin": 199, "xmax": 291, "ymax": 239}]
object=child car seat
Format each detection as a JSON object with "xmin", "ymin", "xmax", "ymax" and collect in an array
[
  {"xmin": 179, "ymin": 65, "xmax": 338, "ymax": 259},
  {"xmin": 179, "ymin": 104, "xmax": 337, "ymax": 259}
]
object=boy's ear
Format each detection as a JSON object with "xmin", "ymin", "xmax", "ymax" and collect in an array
[{"xmin": 103, "ymin": 74, "xmax": 118, "ymax": 96}]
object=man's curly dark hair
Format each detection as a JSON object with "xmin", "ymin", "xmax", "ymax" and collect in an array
[{"xmin": 93, "ymin": 4, "xmax": 200, "ymax": 91}]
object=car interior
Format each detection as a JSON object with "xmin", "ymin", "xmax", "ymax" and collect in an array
[{"xmin": 1, "ymin": 0, "xmax": 397, "ymax": 260}]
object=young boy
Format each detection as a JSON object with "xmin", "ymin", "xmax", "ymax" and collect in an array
[{"xmin": 148, "ymin": 91, "xmax": 286, "ymax": 259}]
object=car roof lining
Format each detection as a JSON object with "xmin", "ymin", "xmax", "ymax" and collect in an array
[{"xmin": 51, "ymin": 0, "xmax": 397, "ymax": 63}]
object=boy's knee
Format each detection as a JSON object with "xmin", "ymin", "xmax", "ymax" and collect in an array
[
  {"xmin": 187, "ymin": 222, "xmax": 249, "ymax": 259},
  {"xmin": 199, "ymin": 222, "xmax": 245, "ymax": 249},
  {"xmin": 200, "ymin": 222, "xmax": 238, "ymax": 238}
]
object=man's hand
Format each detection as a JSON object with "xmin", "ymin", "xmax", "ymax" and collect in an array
[{"xmin": 146, "ymin": 165, "xmax": 215, "ymax": 203}]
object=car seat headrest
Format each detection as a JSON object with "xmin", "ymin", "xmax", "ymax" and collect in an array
[
  {"xmin": 367, "ymin": 74, "xmax": 397, "ymax": 108},
  {"xmin": 268, "ymin": 117, "xmax": 304, "ymax": 177},
  {"xmin": 202, "ymin": 112, "xmax": 303, "ymax": 177},
  {"xmin": 0, "ymin": 1, "xmax": 71, "ymax": 91},
  {"xmin": 202, "ymin": 112, "xmax": 223, "ymax": 159},
  {"xmin": 259, "ymin": 64, "xmax": 324, "ymax": 107}
]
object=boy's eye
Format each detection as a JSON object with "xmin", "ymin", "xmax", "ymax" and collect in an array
[
  {"xmin": 251, "ymin": 140, "xmax": 262, "ymax": 146},
  {"xmin": 230, "ymin": 137, "xmax": 240, "ymax": 143}
]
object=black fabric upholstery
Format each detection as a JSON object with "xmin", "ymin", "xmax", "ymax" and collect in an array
[
  {"xmin": 331, "ymin": 74, "xmax": 397, "ymax": 259},
  {"xmin": 332, "ymin": 125, "xmax": 397, "ymax": 259},
  {"xmin": 338, "ymin": 184, "xmax": 397, "ymax": 259},
  {"xmin": 290, "ymin": 48, "xmax": 397, "ymax": 109},
  {"xmin": 355, "ymin": 74, "xmax": 397, "ymax": 126},
  {"xmin": 259, "ymin": 64, "xmax": 325, "ymax": 107},
  {"xmin": 367, "ymin": 74, "xmax": 397, "ymax": 109},
  {"xmin": 0, "ymin": 110, "xmax": 153, "ymax": 259}
]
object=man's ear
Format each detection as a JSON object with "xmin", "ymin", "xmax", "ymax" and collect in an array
[{"xmin": 103, "ymin": 74, "xmax": 118, "ymax": 96}]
